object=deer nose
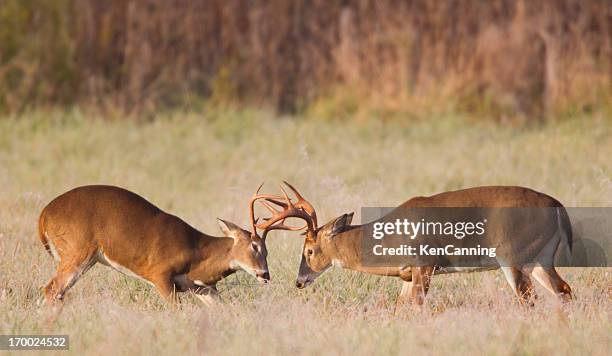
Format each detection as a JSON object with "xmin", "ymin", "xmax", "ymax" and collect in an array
[
  {"xmin": 295, "ymin": 281, "xmax": 305, "ymax": 289},
  {"xmin": 258, "ymin": 271, "xmax": 270, "ymax": 281}
]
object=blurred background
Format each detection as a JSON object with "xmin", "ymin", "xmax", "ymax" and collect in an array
[{"xmin": 0, "ymin": 0, "xmax": 610, "ymax": 121}]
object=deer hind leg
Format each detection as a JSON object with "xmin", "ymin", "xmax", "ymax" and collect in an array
[
  {"xmin": 44, "ymin": 252, "xmax": 97, "ymax": 304},
  {"xmin": 529, "ymin": 230, "xmax": 572, "ymax": 303},
  {"xmin": 531, "ymin": 266, "xmax": 572, "ymax": 303},
  {"xmin": 501, "ymin": 267, "xmax": 536, "ymax": 305}
]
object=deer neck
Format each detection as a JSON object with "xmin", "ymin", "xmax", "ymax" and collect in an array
[
  {"xmin": 188, "ymin": 235, "xmax": 236, "ymax": 285},
  {"xmin": 324, "ymin": 227, "xmax": 401, "ymax": 277}
]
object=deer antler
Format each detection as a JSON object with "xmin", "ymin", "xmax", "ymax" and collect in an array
[
  {"xmin": 249, "ymin": 182, "xmax": 319, "ymax": 239},
  {"xmin": 282, "ymin": 181, "xmax": 318, "ymax": 228},
  {"xmin": 249, "ymin": 183, "xmax": 309, "ymax": 238}
]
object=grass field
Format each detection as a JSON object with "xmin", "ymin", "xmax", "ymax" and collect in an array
[{"xmin": 0, "ymin": 110, "xmax": 610, "ymax": 355}]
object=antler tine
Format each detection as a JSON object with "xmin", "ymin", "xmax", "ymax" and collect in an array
[
  {"xmin": 249, "ymin": 182, "xmax": 317, "ymax": 239},
  {"xmin": 249, "ymin": 183, "xmax": 263, "ymax": 235},
  {"xmin": 261, "ymin": 221, "xmax": 308, "ymax": 239},
  {"xmin": 265, "ymin": 197, "xmax": 288, "ymax": 208},
  {"xmin": 257, "ymin": 220, "xmax": 308, "ymax": 232},
  {"xmin": 279, "ymin": 184, "xmax": 295, "ymax": 208},
  {"xmin": 282, "ymin": 180, "xmax": 305, "ymax": 200},
  {"xmin": 255, "ymin": 199, "xmax": 311, "ymax": 231},
  {"xmin": 255, "ymin": 181, "xmax": 264, "ymax": 194},
  {"xmin": 260, "ymin": 200, "xmax": 282, "ymax": 215},
  {"xmin": 249, "ymin": 182, "xmax": 288, "ymax": 236},
  {"xmin": 283, "ymin": 181, "xmax": 318, "ymax": 228},
  {"xmin": 255, "ymin": 194, "xmax": 313, "ymax": 234}
]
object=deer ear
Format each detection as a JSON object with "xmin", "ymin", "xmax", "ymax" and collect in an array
[
  {"xmin": 217, "ymin": 218, "xmax": 244, "ymax": 239},
  {"xmin": 344, "ymin": 212, "xmax": 354, "ymax": 225},
  {"xmin": 330, "ymin": 213, "xmax": 354, "ymax": 236}
]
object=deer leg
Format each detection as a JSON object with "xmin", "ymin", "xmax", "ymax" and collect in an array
[
  {"xmin": 527, "ymin": 228, "xmax": 571, "ymax": 303},
  {"xmin": 518, "ymin": 271, "xmax": 536, "ymax": 304},
  {"xmin": 500, "ymin": 267, "xmax": 536, "ymax": 305},
  {"xmin": 394, "ymin": 266, "xmax": 417, "ymax": 313},
  {"xmin": 394, "ymin": 280, "xmax": 413, "ymax": 314},
  {"xmin": 191, "ymin": 284, "xmax": 220, "ymax": 308},
  {"xmin": 399, "ymin": 266, "xmax": 413, "ymax": 282},
  {"xmin": 393, "ymin": 267, "xmax": 412, "ymax": 314},
  {"xmin": 44, "ymin": 252, "xmax": 96, "ymax": 304},
  {"xmin": 531, "ymin": 266, "xmax": 572, "ymax": 303},
  {"xmin": 173, "ymin": 275, "xmax": 220, "ymax": 307},
  {"xmin": 409, "ymin": 266, "xmax": 434, "ymax": 306},
  {"xmin": 152, "ymin": 275, "xmax": 179, "ymax": 305}
]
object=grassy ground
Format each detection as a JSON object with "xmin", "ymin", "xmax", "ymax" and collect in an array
[{"xmin": 0, "ymin": 110, "xmax": 610, "ymax": 355}]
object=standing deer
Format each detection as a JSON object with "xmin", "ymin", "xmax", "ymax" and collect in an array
[
  {"xmin": 259, "ymin": 182, "xmax": 573, "ymax": 308},
  {"xmin": 38, "ymin": 184, "xmax": 286, "ymax": 305}
]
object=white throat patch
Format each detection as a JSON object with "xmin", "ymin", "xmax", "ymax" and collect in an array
[{"xmin": 331, "ymin": 259, "xmax": 344, "ymax": 268}]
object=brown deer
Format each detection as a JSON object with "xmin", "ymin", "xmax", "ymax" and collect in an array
[
  {"xmin": 38, "ymin": 184, "xmax": 287, "ymax": 305},
  {"xmin": 259, "ymin": 182, "xmax": 573, "ymax": 308}
]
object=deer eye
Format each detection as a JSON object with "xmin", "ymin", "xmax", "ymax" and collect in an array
[
  {"xmin": 251, "ymin": 242, "xmax": 259, "ymax": 253},
  {"xmin": 307, "ymin": 248, "xmax": 314, "ymax": 256}
]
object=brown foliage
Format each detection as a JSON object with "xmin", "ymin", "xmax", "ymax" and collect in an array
[{"xmin": 0, "ymin": 0, "xmax": 610, "ymax": 118}]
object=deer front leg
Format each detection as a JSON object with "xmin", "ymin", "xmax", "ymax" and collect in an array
[
  {"xmin": 191, "ymin": 283, "xmax": 220, "ymax": 308},
  {"xmin": 409, "ymin": 266, "xmax": 434, "ymax": 306},
  {"xmin": 394, "ymin": 267, "xmax": 414, "ymax": 313},
  {"xmin": 152, "ymin": 274, "xmax": 179, "ymax": 305},
  {"xmin": 394, "ymin": 280, "xmax": 413, "ymax": 314},
  {"xmin": 173, "ymin": 274, "xmax": 220, "ymax": 307}
]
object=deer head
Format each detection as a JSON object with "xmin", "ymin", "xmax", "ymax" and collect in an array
[
  {"xmin": 253, "ymin": 181, "xmax": 353, "ymax": 289},
  {"xmin": 217, "ymin": 183, "xmax": 305, "ymax": 283}
]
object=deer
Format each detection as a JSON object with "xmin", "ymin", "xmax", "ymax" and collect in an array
[
  {"xmin": 37, "ymin": 184, "xmax": 289, "ymax": 306},
  {"xmin": 257, "ymin": 182, "xmax": 573, "ymax": 309}
]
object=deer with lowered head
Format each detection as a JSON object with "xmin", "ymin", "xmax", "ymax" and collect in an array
[
  {"xmin": 259, "ymin": 182, "xmax": 573, "ymax": 309},
  {"xmin": 38, "ymin": 184, "xmax": 289, "ymax": 306}
]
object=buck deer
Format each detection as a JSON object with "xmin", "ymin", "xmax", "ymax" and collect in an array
[
  {"xmin": 259, "ymin": 182, "xmax": 573, "ymax": 308},
  {"xmin": 38, "ymin": 184, "xmax": 287, "ymax": 306}
]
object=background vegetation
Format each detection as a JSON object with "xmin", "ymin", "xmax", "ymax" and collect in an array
[
  {"xmin": 0, "ymin": 0, "xmax": 610, "ymax": 119},
  {"xmin": 0, "ymin": 111, "xmax": 610, "ymax": 355}
]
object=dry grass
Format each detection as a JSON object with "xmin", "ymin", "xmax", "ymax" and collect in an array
[{"xmin": 0, "ymin": 110, "xmax": 611, "ymax": 355}]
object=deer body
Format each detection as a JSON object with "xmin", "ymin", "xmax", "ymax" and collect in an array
[
  {"xmin": 265, "ymin": 183, "xmax": 573, "ymax": 308},
  {"xmin": 39, "ymin": 185, "xmax": 270, "ymax": 305}
]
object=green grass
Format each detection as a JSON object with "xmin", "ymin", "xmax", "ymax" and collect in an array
[{"xmin": 0, "ymin": 110, "xmax": 610, "ymax": 355}]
